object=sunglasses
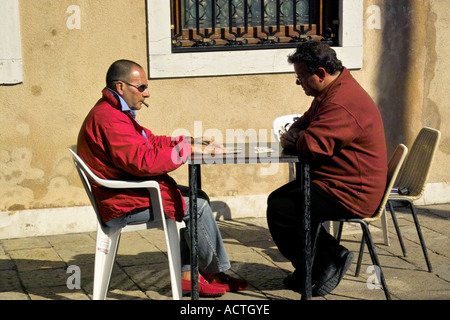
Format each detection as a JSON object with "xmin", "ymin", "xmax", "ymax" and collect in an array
[{"xmin": 113, "ymin": 80, "xmax": 148, "ymax": 93}]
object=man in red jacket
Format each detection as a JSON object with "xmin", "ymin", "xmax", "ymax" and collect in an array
[
  {"xmin": 267, "ymin": 41, "xmax": 388, "ymax": 296},
  {"xmin": 78, "ymin": 59, "xmax": 246, "ymax": 297}
]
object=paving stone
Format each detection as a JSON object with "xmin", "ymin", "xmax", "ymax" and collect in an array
[
  {"xmin": 0, "ymin": 270, "xmax": 23, "ymax": 292},
  {"xmin": 0, "ymin": 291, "xmax": 28, "ymax": 300},
  {"xmin": 7, "ymin": 247, "xmax": 66, "ymax": 272}
]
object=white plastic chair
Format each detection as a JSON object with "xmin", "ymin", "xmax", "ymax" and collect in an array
[
  {"xmin": 272, "ymin": 114, "xmax": 303, "ymax": 143},
  {"xmin": 68, "ymin": 147, "xmax": 183, "ymax": 300},
  {"xmin": 272, "ymin": 114, "xmax": 303, "ymax": 181}
]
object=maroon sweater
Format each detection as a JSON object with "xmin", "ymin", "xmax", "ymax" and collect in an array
[{"xmin": 291, "ymin": 68, "xmax": 387, "ymax": 218}]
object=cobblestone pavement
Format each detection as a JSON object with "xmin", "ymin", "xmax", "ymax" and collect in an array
[{"xmin": 0, "ymin": 203, "xmax": 449, "ymax": 301}]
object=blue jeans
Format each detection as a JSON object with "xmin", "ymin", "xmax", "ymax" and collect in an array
[{"xmin": 104, "ymin": 187, "xmax": 230, "ymax": 276}]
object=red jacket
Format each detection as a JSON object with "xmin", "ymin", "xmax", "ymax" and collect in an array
[
  {"xmin": 292, "ymin": 68, "xmax": 388, "ymax": 218},
  {"xmin": 77, "ymin": 88, "xmax": 191, "ymax": 223}
]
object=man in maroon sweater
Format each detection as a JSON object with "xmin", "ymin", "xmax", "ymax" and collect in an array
[{"xmin": 267, "ymin": 41, "xmax": 387, "ymax": 296}]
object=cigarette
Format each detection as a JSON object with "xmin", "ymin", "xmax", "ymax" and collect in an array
[{"xmin": 142, "ymin": 101, "xmax": 149, "ymax": 108}]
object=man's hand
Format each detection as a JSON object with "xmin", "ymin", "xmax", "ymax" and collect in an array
[
  {"xmin": 191, "ymin": 137, "xmax": 225, "ymax": 155},
  {"xmin": 280, "ymin": 129, "xmax": 304, "ymax": 150},
  {"xmin": 192, "ymin": 136, "xmax": 212, "ymax": 145}
]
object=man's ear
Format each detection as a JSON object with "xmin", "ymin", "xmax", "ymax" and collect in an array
[
  {"xmin": 316, "ymin": 67, "xmax": 327, "ymax": 81},
  {"xmin": 115, "ymin": 81, "xmax": 125, "ymax": 95}
]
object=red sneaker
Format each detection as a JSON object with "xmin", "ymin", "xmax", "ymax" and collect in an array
[
  {"xmin": 207, "ymin": 273, "xmax": 248, "ymax": 292},
  {"xmin": 182, "ymin": 275, "xmax": 226, "ymax": 297}
]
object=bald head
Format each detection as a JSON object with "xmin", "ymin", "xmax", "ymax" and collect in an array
[{"xmin": 106, "ymin": 59, "xmax": 143, "ymax": 89}]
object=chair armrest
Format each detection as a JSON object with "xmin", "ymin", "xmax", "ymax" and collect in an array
[
  {"xmin": 68, "ymin": 147, "xmax": 161, "ymax": 191},
  {"xmin": 95, "ymin": 179, "xmax": 161, "ymax": 191}
]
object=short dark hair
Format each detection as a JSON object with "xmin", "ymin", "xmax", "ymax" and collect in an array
[
  {"xmin": 287, "ymin": 41, "xmax": 342, "ymax": 75},
  {"xmin": 106, "ymin": 59, "xmax": 143, "ymax": 88}
]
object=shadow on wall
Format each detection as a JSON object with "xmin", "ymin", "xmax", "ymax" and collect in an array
[
  {"xmin": 211, "ymin": 201, "xmax": 233, "ymax": 220},
  {"xmin": 376, "ymin": 0, "xmax": 412, "ymax": 156}
]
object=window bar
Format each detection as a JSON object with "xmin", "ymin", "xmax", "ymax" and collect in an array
[
  {"xmin": 228, "ymin": 0, "xmax": 235, "ymax": 42},
  {"xmin": 172, "ymin": 0, "xmax": 183, "ymax": 46},
  {"xmin": 259, "ymin": 0, "xmax": 282, "ymax": 44},
  {"xmin": 205, "ymin": 0, "xmax": 216, "ymax": 44},
  {"xmin": 273, "ymin": 0, "xmax": 281, "ymax": 41},
  {"xmin": 190, "ymin": 0, "xmax": 212, "ymax": 46},
  {"xmin": 241, "ymin": 0, "xmax": 249, "ymax": 42},
  {"xmin": 259, "ymin": 0, "xmax": 267, "ymax": 39},
  {"xmin": 318, "ymin": 0, "xmax": 323, "ymax": 36},
  {"xmin": 292, "ymin": 0, "xmax": 299, "ymax": 37},
  {"xmin": 194, "ymin": 0, "xmax": 206, "ymax": 44},
  {"xmin": 292, "ymin": 0, "xmax": 313, "ymax": 41},
  {"xmin": 228, "ymin": 0, "xmax": 249, "ymax": 45}
]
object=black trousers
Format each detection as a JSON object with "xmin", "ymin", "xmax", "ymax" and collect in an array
[{"xmin": 267, "ymin": 180, "xmax": 357, "ymax": 273}]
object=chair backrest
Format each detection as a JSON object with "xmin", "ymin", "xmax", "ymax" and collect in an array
[
  {"xmin": 366, "ymin": 144, "xmax": 408, "ymax": 222},
  {"xmin": 394, "ymin": 127, "xmax": 441, "ymax": 199},
  {"xmin": 68, "ymin": 146, "xmax": 105, "ymax": 224},
  {"xmin": 69, "ymin": 146, "xmax": 167, "ymax": 231},
  {"xmin": 272, "ymin": 114, "xmax": 303, "ymax": 142}
]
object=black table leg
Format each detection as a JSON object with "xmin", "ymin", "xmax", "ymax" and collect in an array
[
  {"xmin": 188, "ymin": 163, "xmax": 199, "ymax": 300},
  {"xmin": 297, "ymin": 162, "xmax": 312, "ymax": 300}
]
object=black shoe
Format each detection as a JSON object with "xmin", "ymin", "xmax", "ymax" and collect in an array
[
  {"xmin": 284, "ymin": 269, "xmax": 320, "ymax": 294},
  {"xmin": 312, "ymin": 248, "xmax": 354, "ymax": 297},
  {"xmin": 283, "ymin": 270, "xmax": 303, "ymax": 293}
]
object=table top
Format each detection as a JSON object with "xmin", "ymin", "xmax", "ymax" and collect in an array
[{"xmin": 189, "ymin": 142, "xmax": 300, "ymax": 165}]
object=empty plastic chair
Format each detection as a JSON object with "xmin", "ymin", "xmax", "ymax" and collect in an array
[{"xmin": 388, "ymin": 127, "xmax": 441, "ymax": 272}]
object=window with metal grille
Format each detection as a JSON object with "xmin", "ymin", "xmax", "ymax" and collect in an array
[
  {"xmin": 171, "ymin": 0, "xmax": 339, "ymax": 53},
  {"xmin": 148, "ymin": 0, "xmax": 362, "ymax": 78}
]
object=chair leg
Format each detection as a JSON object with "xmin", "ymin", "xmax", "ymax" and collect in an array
[
  {"xmin": 312, "ymin": 223, "xmax": 324, "ymax": 264},
  {"xmin": 288, "ymin": 163, "xmax": 296, "ymax": 181},
  {"xmin": 335, "ymin": 222, "xmax": 344, "ymax": 242},
  {"xmin": 406, "ymin": 199, "xmax": 433, "ymax": 272},
  {"xmin": 162, "ymin": 218, "xmax": 183, "ymax": 300},
  {"xmin": 93, "ymin": 224, "xmax": 122, "ymax": 300},
  {"xmin": 380, "ymin": 208, "xmax": 390, "ymax": 246},
  {"xmin": 335, "ymin": 221, "xmax": 364, "ymax": 277},
  {"xmin": 359, "ymin": 222, "xmax": 391, "ymax": 300},
  {"xmin": 388, "ymin": 200, "xmax": 407, "ymax": 257},
  {"xmin": 355, "ymin": 234, "xmax": 365, "ymax": 277}
]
